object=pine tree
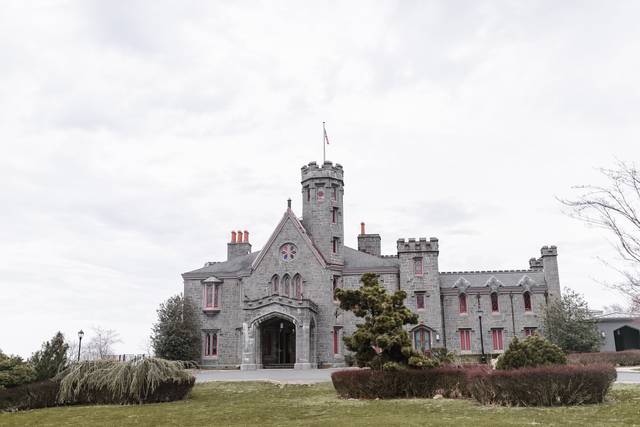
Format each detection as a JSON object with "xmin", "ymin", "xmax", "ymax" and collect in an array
[
  {"xmin": 29, "ymin": 332, "xmax": 69, "ymax": 381},
  {"xmin": 151, "ymin": 294, "xmax": 201, "ymax": 361}
]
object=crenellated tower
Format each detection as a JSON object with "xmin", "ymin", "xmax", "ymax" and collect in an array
[{"xmin": 301, "ymin": 161, "xmax": 344, "ymax": 265}]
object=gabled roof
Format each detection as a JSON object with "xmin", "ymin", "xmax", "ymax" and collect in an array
[
  {"xmin": 182, "ymin": 251, "xmax": 258, "ymax": 279},
  {"xmin": 342, "ymin": 246, "xmax": 399, "ymax": 274},
  {"xmin": 251, "ymin": 208, "xmax": 327, "ymax": 271}
]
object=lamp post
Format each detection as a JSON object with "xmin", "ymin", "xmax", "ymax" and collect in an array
[
  {"xmin": 77, "ymin": 330, "xmax": 84, "ymax": 361},
  {"xmin": 477, "ymin": 308, "xmax": 486, "ymax": 364}
]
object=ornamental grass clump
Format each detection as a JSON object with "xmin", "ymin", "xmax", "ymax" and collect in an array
[{"xmin": 57, "ymin": 358, "xmax": 195, "ymax": 405}]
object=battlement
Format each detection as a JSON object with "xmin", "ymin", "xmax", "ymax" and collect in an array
[
  {"xmin": 529, "ymin": 257, "xmax": 543, "ymax": 270},
  {"xmin": 301, "ymin": 161, "xmax": 344, "ymax": 184},
  {"xmin": 440, "ymin": 269, "xmax": 532, "ymax": 275},
  {"xmin": 541, "ymin": 245, "xmax": 558, "ymax": 257},
  {"xmin": 397, "ymin": 237, "xmax": 439, "ymax": 253}
]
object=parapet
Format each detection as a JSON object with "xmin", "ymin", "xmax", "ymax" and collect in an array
[
  {"xmin": 541, "ymin": 245, "xmax": 558, "ymax": 257},
  {"xmin": 529, "ymin": 257, "xmax": 543, "ymax": 270},
  {"xmin": 301, "ymin": 160, "xmax": 344, "ymax": 184},
  {"xmin": 397, "ymin": 237, "xmax": 439, "ymax": 253}
]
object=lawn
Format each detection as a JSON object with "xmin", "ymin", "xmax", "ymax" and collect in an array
[{"xmin": 1, "ymin": 382, "xmax": 640, "ymax": 426}]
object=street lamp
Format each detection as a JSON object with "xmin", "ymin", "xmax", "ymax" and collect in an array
[
  {"xmin": 477, "ymin": 308, "xmax": 486, "ymax": 364},
  {"xmin": 77, "ymin": 330, "xmax": 84, "ymax": 361}
]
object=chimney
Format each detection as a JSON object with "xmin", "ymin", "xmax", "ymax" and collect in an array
[
  {"xmin": 228, "ymin": 228, "xmax": 252, "ymax": 260},
  {"xmin": 357, "ymin": 222, "xmax": 381, "ymax": 257}
]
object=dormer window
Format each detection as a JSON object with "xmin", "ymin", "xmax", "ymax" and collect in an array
[
  {"xmin": 459, "ymin": 293, "xmax": 468, "ymax": 314},
  {"xmin": 491, "ymin": 292, "xmax": 499, "ymax": 313},
  {"xmin": 524, "ymin": 291, "xmax": 532, "ymax": 311},
  {"xmin": 203, "ymin": 277, "xmax": 222, "ymax": 311}
]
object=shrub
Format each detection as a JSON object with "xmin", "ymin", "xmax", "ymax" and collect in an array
[
  {"xmin": 0, "ymin": 351, "xmax": 36, "ymax": 389},
  {"xmin": 0, "ymin": 379, "xmax": 60, "ymax": 412},
  {"xmin": 496, "ymin": 335, "xmax": 566, "ymax": 370},
  {"xmin": 467, "ymin": 363, "xmax": 616, "ymax": 406},
  {"xmin": 57, "ymin": 358, "xmax": 195, "ymax": 405},
  {"xmin": 331, "ymin": 366, "xmax": 488, "ymax": 399},
  {"xmin": 567, "ymin": 350, "xmax": 640, "ymax": 366}
]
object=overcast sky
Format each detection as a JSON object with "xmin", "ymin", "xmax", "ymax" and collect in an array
[{"xmin": 1, "ymin": 1, "xmax": 639, "ymax": 357}]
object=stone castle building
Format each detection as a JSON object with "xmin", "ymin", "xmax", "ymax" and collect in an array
[{"xmin": 182, "ymin": 161, "xmax": 561, "ymax": 369}]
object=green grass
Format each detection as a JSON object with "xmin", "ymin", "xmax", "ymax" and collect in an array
[{"xmin": 2, "ymin": 382, "xmax": 640, "ymax": 426}]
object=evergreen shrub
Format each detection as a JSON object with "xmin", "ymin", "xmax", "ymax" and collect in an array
[{"xmin": 496, "ymin": 335, "xmax": 566, "ymax": 370}]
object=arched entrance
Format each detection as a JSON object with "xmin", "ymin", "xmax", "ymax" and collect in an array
[
  {"xmin": 614, "ymin": 326, "xmax": 640, "ymax": 351},
  {"xmin": 260, "ymin": 317, "xmax": 296, "ymax": 368}
]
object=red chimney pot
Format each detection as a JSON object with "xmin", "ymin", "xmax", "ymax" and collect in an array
[
  {"xmin": 244, "ymin": 230, "xmax": 249, "ymax": 243},
  {"xmin": 237, "ymin": 230, "xmax": 243, "ymax": 243},
  {"xmin": 360, "ymin": 222, "xmax": 365, "ymax": 235},
  {"xmin": 231, "ymin": 231, "xmax": 237, "ymax": 243}
]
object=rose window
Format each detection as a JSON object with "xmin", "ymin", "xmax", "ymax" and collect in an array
[{"xmin": 280, "ymin": 243, "xmax": 297, "ymax": 261}]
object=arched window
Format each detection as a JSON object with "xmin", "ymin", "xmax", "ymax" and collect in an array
[
  {"xmin": 458, "ymin": 293, "xmax": 467, "ymax": 314},
  {"xmin": 491, "ymin": 292, "xmax": 499, "ymax": 313},
  {"xmin": 293, "ymin": 274, "xmax": 302, "ymax": 300},
  {"xmin": 283, "ymin": 275, "xmax": 291, "ymax": 297},
  {"xmin": 523, "ymin": 291, "xmax": 532, "ymax": 311},
  {"xmin": 413, "ymin": 327, "xmax": 431, "ymax": 353},
  {"xmin": 271, "ymin": 275, "xmax": 279, "ymax": 295}
]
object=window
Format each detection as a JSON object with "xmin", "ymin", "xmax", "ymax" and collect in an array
[
  {"xmin": 459, "ymin": 329, "xmax": 471, "ymax": 351},
  {"xmin": 307, "ymin": 187, "xmax": 310, "ymax": 202},
  {"xmin": 458, "ymin": 294, "xmax": 468, "ymax": 314},
  {"xmin": 332, "ymin": 237, "xmax": 338, "ymax": 254},
  {"xmin": 491, "ymin": 329, "xmax": 504, "ymax": 351},
  {"xmin": 491, "ymin": 292, "xmax": 499, "ymax": 313},
  {"xmin": 413, "ymin": 328, "xmax": 431, "ymax": 353},
  {"xmin": 294, "ymin": 274, "xmax": 302, "ymax": 299},
  {"xmin": 280, "ymin": 243, "xmax": 297, "ymax": 261},
  {"xmin": 317, "ymin": 189, "xmax": 325, "ymax": 202},
  {"xmin": 416, "ymin": 293, "xmax": 425, "ymax": 310},
  {"xmin": 523, "ymin": 291, "xmax": 532, "ymax": 311},
  {"xmin": 331, "ymin": 187, "xmax": 337, "ymax": 201},
  {"xmin": 332, "ymin": 276, "xmax": 340, "ymax": 302},
  {"xmin": 332, "ymin": 207, "xmax": 338, "ymax": 224},
  {"xmin": 283, "ymin": 275, "xmax": 291, "ymax": 297},
  {"xmin": 271, "ymin": 275, "xmax": 279, "ymax": 295},
  {"xmin": 524, "ymin": 327, "xmax": 537, "ymax": 337},
  {"xmin": 414, "ymin": 257, "xmax": 423, "ymax": 276},
  {"xmin": 204, "ymin": 284, "xmax": 220, "ymax": 309},
  {"xmin": 204, "ymin": 332, "xmax": 218, "ymax": 357},
  {"xmin": 333, "ymin": 326, "xmax": 342, "ymax": 354}
]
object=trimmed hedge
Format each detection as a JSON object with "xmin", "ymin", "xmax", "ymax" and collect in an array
[
  {"xmin": 0, "ymin": 379, "xmax": 59, "ymax": 412},
  {"xmin": 331, "ymin": 366, "xmax": 488, "ymax": 399},
  {"xmin": 568, "ymin": 350, "xmax": 640, "ymax": 367},
  {"xmin": 467, "ymin": 363, "xmax": 617, "ymax": 406}
]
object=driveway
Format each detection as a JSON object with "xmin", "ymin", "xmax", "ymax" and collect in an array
[{"xmin": 193, "ymin": 367, "xmax": 640, "ymax": 385}]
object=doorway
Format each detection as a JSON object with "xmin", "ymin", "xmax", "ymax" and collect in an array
[
  {"xmin": 614, "ymin": 326, "xmax": 640, "ymax": 351},
  {"xmin": 261, "ymin": 317, "xmax": 296, "ymax": 368}
]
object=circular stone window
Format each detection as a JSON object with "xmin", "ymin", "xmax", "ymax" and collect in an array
[{"xmin": 280, "ymin": 243, "xmax": 298, "ymax": 261}]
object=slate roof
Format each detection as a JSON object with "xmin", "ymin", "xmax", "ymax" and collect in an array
[
  {"xmin": 343, "ymin": 246, "xmax": 399, "ymax": 274},
  {"xmin": 182, "ymin": 251, "xmax": 259, "ymax": 279}
]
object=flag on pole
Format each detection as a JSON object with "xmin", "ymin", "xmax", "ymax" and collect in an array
[{"xmin": 323, "ymin": 123, "xmax": 330, "ymax": 145}]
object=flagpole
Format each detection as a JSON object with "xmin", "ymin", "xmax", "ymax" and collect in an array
[{"xmin": 323, "ymin": 121, "xmax": 326, "ymax": 164}]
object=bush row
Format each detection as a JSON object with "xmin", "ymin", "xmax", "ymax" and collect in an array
[
  {"xmin": 567, "ymin": 350, "xmax": 640, "ymax": 367},
  {"xmin": 331, "ymin": 364, "xmax": 617, "ymax": 406}
]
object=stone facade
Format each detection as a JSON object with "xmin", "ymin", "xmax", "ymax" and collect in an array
[{"xmin": 182, "ymin": 160, "xmax": 561, "ymax": 369}]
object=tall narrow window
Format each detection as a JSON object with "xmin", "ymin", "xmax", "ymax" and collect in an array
[
  {"xmin": 204, "ymin": 284, "xmax": 213, "ymax": 308},
  {"xmin": 523, "ymin": 291, "xmax": 532, "ymax": 311},
  {"xmin": 204, "ymin": 332, "xmax": 218, "ymax": 357},
  {"xmin": 317, "ymin": 189, "xmax": 325, "ymax": 202},
  {"xmin": 213, "ymin": 284, "xmax": 220, "ymax": 308},
  {"xmin": 332, "ymin": 276, "xmax": 340, "ymax": 302},
  {"xmin": 413, "ymin": 328, "xmax": 430, "ymax": 353},
  {"xmin": 333, "ymin": 327, "xmax": 341, "ymax": 355},
  {"xmin": 283, "ymin": 275, "xmax": 291, "ymax": 297},
  {"xmin": 491, "ymin": 292, "xmax": 499, "ymax": 313},
  {"xmin": 459, "ymin": 293, "xmax": 468, "ymax": 314},
  {"xmin": 271, "ymin": 275, "xmax": 279, "ymax": 295},
  {"xmin": 332, "ymin": 237, "xmax": 338, "ymax": 254},
  {"xmin": 491, "ymin": 329, "xmax": 504, "ymax": 351},
  {"xmin": 332, "ymin": 207, "xmax": 338, "ymax": 224},
  {"xmin": 331, "ymin": 187, "xmax": 337, "ymax": 201},
  {"xmin": 524, "ymin": 327, "xmax": 537, "ymax": 337},
  {"xmin": 307, "ymin": 188, "xmax": 311, "ymax": 202},
  {"xmin": 416, "ymin": 293, "xmax": 425, "ymax": 310},
  {"xmin": 294, "ymin": 274, "xmax": 302, "ymax": 299},
  {"xmin": 414, "ymin": 257, "xmax": 423, "ymax": 276},
  {"xmin": 459, "ymin": 329, "xmax": 471, "ymax": 351}
]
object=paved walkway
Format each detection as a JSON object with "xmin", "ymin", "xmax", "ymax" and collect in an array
[{"xmin": 194, "ymin": 367, "xmax": 640, "ymax": 384}]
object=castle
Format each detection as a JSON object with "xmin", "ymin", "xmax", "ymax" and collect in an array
[{"xmin": 182, "ymin": 161, "xmax": 560, "ymax": 369}]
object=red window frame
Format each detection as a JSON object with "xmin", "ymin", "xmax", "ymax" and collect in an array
[
  {"xmin": 459, "ymin": 329, "xmax": 471, "ymax": 351},
  {"xmin": 213, "ymin": 284, "xmax": 220, "ymax": 308},
  {"xmin": 416, "ymin": 293, "xmax": 425, "ymax": 310},
  {"xmin": 492, "ymin": 329, "xmax": 504, "ymax": 351},
  {"xmin": 414, "ymin": 257, "xmax": 423, "ymax": 276},
  {"xmin": 523, "ymin": 291, "xmax": 532, "ymax": 311},
  {"xmin": 491, "ymin": 292, "xmax": 499, "ymax": 313},
  {"xmin": 332, "ymin": 207, "xmax": 338, "ymax": 224},
  {"xmin": 333, "ymin": 327, "xmax": 341, "ymax": 354},
  {"xmin": 459, "ymin": 294, "xmax": 468, "ymax": 314},
  {"xmin": 204, "ymin": 332, "xmax": 218, "ymax": 357},
  {"xmin": 204, "ymin": 284, "xmax": 213, "ymax": 308},
  {"xmin": 332, "ymin": 187, "xmax": 337, "ymax": 201},
  {"xmin": 414, "ymin": 328, "xmax": 430, "ymax": 353}
]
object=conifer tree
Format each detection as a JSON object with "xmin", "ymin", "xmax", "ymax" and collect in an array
[
  {"xmin": 30, "ymin": 331, "xmax": 69, "ymax": 380},
  {"xmin": 151, "ymin": 294, "xmax": 201, "ymax": 361}
]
